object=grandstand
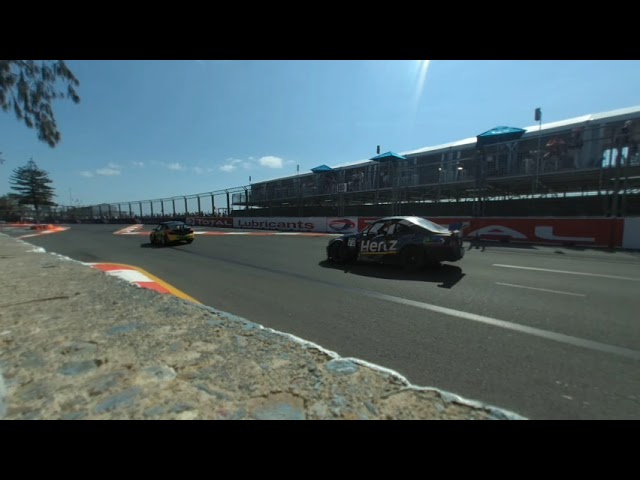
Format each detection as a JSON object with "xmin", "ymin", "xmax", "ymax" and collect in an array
[
  {"xmin": 232, "ymin": 105, "xmax": 640, "ymax": 218},
  {"xmin": 18, "ymin": 105, "xmax": 639, "ymax": 224}
]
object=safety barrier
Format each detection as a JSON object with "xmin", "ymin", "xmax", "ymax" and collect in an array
[{"xmin": 225, "ymin": 216, "xmax": 639, "ymax": 249}]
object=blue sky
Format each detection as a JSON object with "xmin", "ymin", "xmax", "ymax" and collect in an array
[{"xmin": 2, "ymin": 60, "xmax": 640, "ymax": 209}]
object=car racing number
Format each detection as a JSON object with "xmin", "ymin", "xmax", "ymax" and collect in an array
[{"xmin": 348, "ymin": 237, "xmax": 356, "ymax": 247}]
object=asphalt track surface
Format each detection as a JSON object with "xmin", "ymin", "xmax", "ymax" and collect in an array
[{"xmin": 8, "ymin": 224, "xmax": 640, "ymax": 419}]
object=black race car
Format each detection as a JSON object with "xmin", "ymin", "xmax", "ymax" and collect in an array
[{"xmin": 326, "ymin": 216, "xmax": 464, "ymax": 271}]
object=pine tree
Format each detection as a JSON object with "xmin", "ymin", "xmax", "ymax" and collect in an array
[
  {"xmin": 9, "ymin": 159, "xmax": 56, "ymax": 218},
  {"xmin": 0, "ymin": 194, "xmax": 21, "ymax": 221}
]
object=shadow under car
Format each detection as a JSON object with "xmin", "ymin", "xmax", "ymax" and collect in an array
[{"xmin": 318, "ymin": 260, "xmax": 465, "ymax": 289}]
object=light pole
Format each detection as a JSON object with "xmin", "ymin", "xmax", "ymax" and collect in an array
[
  {"xmin": 620, "ymin": 121, "xmax": 632, "ymax": 216},
  {"xmin": 296, "ymin": 166, "xmax": 303, "ymax": 217},
  {"xmin": 533, "ymin": 107, "xmax": 542, "ymax": 196}
]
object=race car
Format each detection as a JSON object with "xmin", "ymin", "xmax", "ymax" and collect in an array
[
  {"xmin": 149, "ymin": 221, "xmax": 195, "ymax": 246},
  {"xmin": 326, "ymin": 216, "xmax": 464, "ymax": 271}
]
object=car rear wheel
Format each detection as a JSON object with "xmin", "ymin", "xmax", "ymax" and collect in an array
[
  {"xmin": 328, "ymin": 241, "xmax": 349, "ymax": 264},
  {"xmin": 425, "ymin": 257, "xmax": 442, "ymax": 268},
  {"xmin": 401, "ymin": 246, "xmax": 425, "ymax": 272},
  {"xmin": 149, "ymin": 234, "xmax": 155, "ymax": 245}
]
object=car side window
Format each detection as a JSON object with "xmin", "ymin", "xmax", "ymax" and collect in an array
[
  {"xmin": 386, "ymin": 223, "xmax": 397, "ymax": 236},
  {"xmin": 367, "ymin": 221, "xmax": 386, "ymax": 236},
  {"xmin": 395, "ymin": 223, "xmax": 410, "ymax": 236}
]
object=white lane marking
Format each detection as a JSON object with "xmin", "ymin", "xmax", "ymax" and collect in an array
[
  {"xmin": 350, "ymin": 288, "xmax": 640, "ymax": 361},
  {"xmin": 114, "ymin": 225, "xmax": 143, "ymax": 235},
  {"xmin": 17, "ymin": 229, "xmax": 67, "ymax": 239},
  {"xmin": 105, "ymin": 269, "xmax": 154, "ymax": 283},
  {"xmin": 493, "ymin": 264, "xmax": 640, "ymax": 282},
  {"xmin": 223, "ymin": 232, "xmax": 250, "ymax": 235},
  {"xmin": 17, "ymin": 233, "xmax": 43, "ymax": 239},
  {"xmin": 495, "ymin": 282, "xmax": 586, "ymax": 297}
]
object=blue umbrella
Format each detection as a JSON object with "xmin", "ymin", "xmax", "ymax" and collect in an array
[
  {"xmin": 370, "ymin": 151, "xmax": 407, "ymax": 162},
  {"xmin": 476, "ymin": 126, "xmax": 526, "ymax": 147},
  {"xmin": 311, "ymin": 164, "xmax": 333, "ymax": 173}
]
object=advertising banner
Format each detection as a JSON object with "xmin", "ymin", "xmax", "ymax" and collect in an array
[
  {"xmin": 234, "ymin": 217, "xmax": 325, "ymax": 232},
  {"xmin": 464, "ymin": 218, "xmax": 623, "ymax": 247},
  {"xmin": 622, "ymin": 217, "xmax": 640, "ymax": 249},
  {"xmin": 325, "ymin": 217, "xmax": 359, "ymax": 234},
  {"xmin": 228, "ymin": 216, "xmax": 627, "ymax": 247},
  {"xmin": 186, "ymin": 217, "xmax": 233, "ymax": 228}
]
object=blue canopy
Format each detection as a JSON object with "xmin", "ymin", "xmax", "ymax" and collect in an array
[
  {"xmin": 370, "ymin": 151, "xmax": 407, "ymax": 162},
  {"xmin": 476, "ymin": 126, "xmax": 526, "ymax": 147},
  {"xmin": 311, "ymin": 164, "xmax": 333, "ymax": 173}
]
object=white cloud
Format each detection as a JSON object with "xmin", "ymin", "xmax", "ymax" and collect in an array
[
  {"xmin": 220, "ymin": 155, "xmax": 284, "ymax": 173},
  {"xmin": 80, "ymin": 163, "xmax": 124, "ymax": 177},
  {"xmin": 220, "ymin": 158, "xmax": 245, "ymax": 173},
  {"xmin": 78, "ymin": 162, "xmax": 125, "ymax": 177},
  {"xmin": 150, "ymin": 161, "xmax": 186, "ymax": 171},
  {"xmin": 132, "ymin": 161, "xmax": 144, "ymax": 168},
  {"xmin": 259, "ymin": 156, "xmax": 284, "ymax": 169},
  {"xmin": 193, "ymin": 166, "xmax": 204, "ymax": 174},
  {"xmin": 167, "ymin": 162, "xmax": 185, "ymax": 171},
  {"xmin": 96, "ymin": 168, "xmax": 121, "ymax": 176}
]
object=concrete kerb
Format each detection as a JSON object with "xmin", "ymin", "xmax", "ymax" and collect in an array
[{"xmin": 198, "ymin": 304, "xmax": 525, "ymax": 420}]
